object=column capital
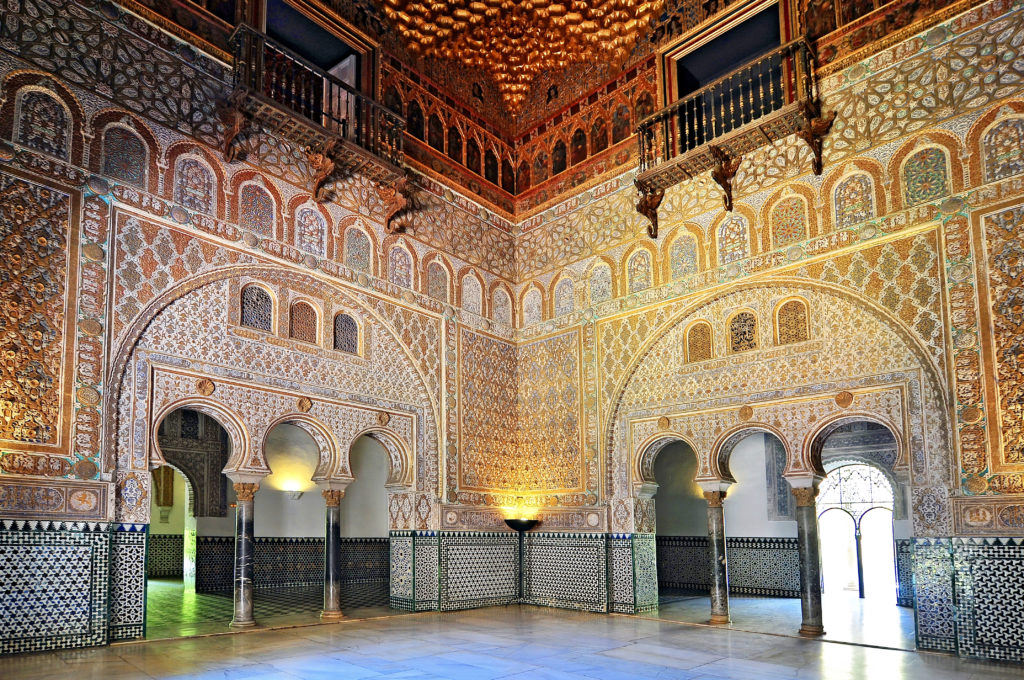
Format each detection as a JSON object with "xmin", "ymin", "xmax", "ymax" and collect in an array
[
  {"xmin": 322, "ymin": 489, "xmax": 345, "ymax": 507},
  {"xmin": 702, "ymin": 490, "xmax": 727, "ymax": 507},
  {"xmin": 791, "ymin": 486, "xmax": 819, "ymax": 507},
  {"xmin": 233, "ymin": 482, "xmax": 260, "ymax": 502}
]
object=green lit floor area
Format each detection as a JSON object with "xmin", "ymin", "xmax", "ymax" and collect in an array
[{"xmin": 144, "ymin": 579, "xmax": 410, "ymax": 640}]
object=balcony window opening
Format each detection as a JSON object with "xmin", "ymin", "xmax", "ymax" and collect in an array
[{"xmin": 669, "ymin": 4, "xmax": 782, "ymax": 149}]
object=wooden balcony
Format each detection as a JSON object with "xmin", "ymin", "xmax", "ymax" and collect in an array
[
  {"xmin": 636, "ymin": 39, "xmax": 827, "ymax": 200},
  {"xmin": 226, "ymin": 24, "xmax": 405, "ymax": 191}
]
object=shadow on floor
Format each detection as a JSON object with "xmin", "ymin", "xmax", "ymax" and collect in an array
[
  {"xmin": 145, "ymin": 578, "xmax": 413, "ymax": 640},
  {"xmin": 647, "ymin": 589, "xmax": 916, "ymax": 650}
]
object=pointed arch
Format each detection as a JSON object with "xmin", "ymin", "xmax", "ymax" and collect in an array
[
  {"xmin": 661, "ymin": 225, "xmax": 704, "ymax": 281},
  {"xmin": 164, "ymin": 142, "xmax": 225, "ymax": 219},
  {"xmin": 339, "ymin": 216, "xmax": 377, "ymax": 276},
  {"xmin": 89, "ymin": 110, "xmax": 161, "ymax": 193},
  {"xmin": 966, "ymin": 100, "xmax": 1024, "ymax": 186},
  {"xmin": 490, "ymin": 283, "xmax": 514, "ymax": 326},
  {"xmin": 553, "ymin": 276, "xmax": 576, "ymax": 317},
  {"xmin": 520, "ymin": 283, "xmax": 545, "ymax": 326},
  {"xmin": 889, "ymin": 133, "xmax": 962, "ymax": 210},
  {"xmin": 587, "ymin": 257, "xmax": 616, "ymax": 305},
  {"xmin": 230, "ymin": 171, "xmax": 282, "ymax": 238},
  {"xmin": 422, "ymin": 252, "xmax": 454, "ymax": 303},
  {"xmin": 822, "ymin": 159, "xmax": 886, "ymax": 232},
  {"xmin": 459, "ymin": 268, "xmax": 485, "ymax": 316}
]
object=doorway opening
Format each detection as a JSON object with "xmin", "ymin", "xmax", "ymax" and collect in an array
[{"xmin": 146, "ymin": 407, "xmax": 231, "ymax": 639}]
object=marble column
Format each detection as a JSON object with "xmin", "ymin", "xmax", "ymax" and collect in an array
[
  {"xmin": 321, "ymin": 489, "xmax": 345, "ymax": 621},
  {"xmin": 230, "ymin": 482, "xmax": 259, "ymax": 628},
  {"xmin": 703, "ymin": 489, "xmax": 730, "ymax": 625},
  {"xmin": 792, "ymin": 484, "xmax": 825, "ymax": 637}
]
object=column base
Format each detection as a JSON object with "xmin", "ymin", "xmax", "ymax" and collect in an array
[
  {"xmin": 709, "ymin": 614, "xmax": 731, "ymax": 625},
  {"xmin": 798, "ymin": 624, "xmax": 825, "ymax": 637},
  {"xmin": 320, "ymin": 609, "xmax": 345, "ymax": 622},
  {"xmin": 229, "ymin": 619, "xmax": 256, "ymax": 629}
]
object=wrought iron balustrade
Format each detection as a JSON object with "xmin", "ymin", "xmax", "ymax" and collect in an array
[
  {"xmin": 636, "ymin": 39, "xmax": 821, "ymax": 195},
  {"xmin": 227, "ymin": 24, "xmax": 405, "ymax": 180}
]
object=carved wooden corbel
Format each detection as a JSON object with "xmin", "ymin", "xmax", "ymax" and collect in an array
[
  {"xmin": 218, "ymin": 89, "xmax": 248, "ymax": 163},
  {"xmin": 709, "ymin": 145, "xmax": 741, "ymax": 212},
  {"xmin": 634, "ymin": 179, "xmax": 664, "ymax": 239},
  {"xmin": 796, "ymin": 98, "xmax": 837, "ymax": 176},
  {"xmin": 305, "ymin": 140, "xmax": 340, "ymax": 203},
  {"xmin": 378, "ymin": 176, "xmax": 409, "ymax": 234}
]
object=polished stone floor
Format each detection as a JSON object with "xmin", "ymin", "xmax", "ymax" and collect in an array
[
  {"xmin": 654, "ymin": 591, "xmax": 916, "ymax": 650},
  {"xmin": 3, "ymin": 606, "xmax": 1023, "ymax": 679},
  {"xmin": 146, "ymin": 579, "xmax": 408, "ymax": 640}
]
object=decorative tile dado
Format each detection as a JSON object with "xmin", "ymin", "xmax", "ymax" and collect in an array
[
  {"xmin": 657, "ymin": 536, "xmax": 801, "ymax": 598},
  {"xmin": 523, "ymin": 533, "xmax": 607, "ymax": 613},
  {"xmin": 953, "ymin": 537, "xmax": 1024, "ymax": 663},
  {"xmin": 0, "ymin": 521, "xmax": 110, "ymax": 654},
  {"xmin": 439, "ymin": 532, "xmax": 518, "ymax": 610},
  {"xmin": 109, "ymin": 524, "xmax": 146, "ymax": 642},
  {"xmin": 147, "ymin": 533, "xmax": 184, "ymax": 578},
  {"xmin": 912, "ymin": 538, "xmax": 957, "ymax": 653}
]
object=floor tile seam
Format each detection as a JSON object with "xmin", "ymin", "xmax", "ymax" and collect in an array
[{"xmin": 614, "ymin": 612, "xmax": 922, "ymax": 655}]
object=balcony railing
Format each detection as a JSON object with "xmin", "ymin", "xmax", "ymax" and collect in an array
[
  {"xmin": 636, "ymin": 39, "xmax": 816, "ymax": 193},
  {"xmin": 228, "ymin": 24, "xmax": 404, "ymax": 180}
]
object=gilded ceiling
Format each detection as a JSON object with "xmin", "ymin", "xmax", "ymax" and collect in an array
[{"xmin": 380, "ymin": 0, "xmax": 665, "ymax": 110}]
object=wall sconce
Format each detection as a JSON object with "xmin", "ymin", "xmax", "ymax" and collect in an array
[{"xmin": 287, "ymin": 491, "xmax": 304, "ymax": 500}]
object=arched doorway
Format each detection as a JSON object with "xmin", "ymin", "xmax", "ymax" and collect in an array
[
  {"xmin": 815, "ymin": 423, "xmax": 915, "ymax": 650},
  {"xmin": 336, "ymin": 435, "xmax": 392, "ymax": 611},
  {"xmin": 146, "ymin": 407, "xmax": 231, "ymax": 639},
  {"xmin": 652, "ymin": 440, "xmax": 709, "ymax": 619}
]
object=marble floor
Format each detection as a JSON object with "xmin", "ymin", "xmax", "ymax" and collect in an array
[
  {"xmin": 145, "ymin": 579, "xmax": 410, "ymax": 640},
  {"xmin": 653, "ymin": 591, "xmax": 916, "ymax": 650},
  {"xmin": 3, "ymin": 606, "xmax": 1024, "ymax": 680}
]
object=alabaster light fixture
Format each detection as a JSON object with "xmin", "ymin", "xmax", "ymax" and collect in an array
[{"xmin": 381, "ymin": 0, "xmax": 665, "ymax": 110}]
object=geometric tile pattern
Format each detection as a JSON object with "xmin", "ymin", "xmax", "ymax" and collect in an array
[
  {"xmin": 339, "ymin": 538, "xmax": 390, "ymax": 609},
  {"xmin": 195, "ymin": 537, "xmax": 234, "ymax": 593},
  {"xmin": 523, "ymin": 533, "xmax": 607, "ymax": 612},
  {"xmin": 390, "ymin": 531, "xmax": 441, "ymax": 612},
  {"xmin": 439, "ymin": 532, "xmax": 518, "ymax": 610},
  {"xmin": 607, "ymin": 534, "xmax": 635, "ymax": 613},
  {"xmin": 147, "ymin": 533, "xmax": 184, "ymax": 578},
  {"xmin": 0, "ymin": 521, "xmax": 109, "ymax": 654},
  {"xmin": 953, "ymin": 537, "xmax": 1024, "ymax": 663},
  {"xmin": 656, "ymin": 536, "xmax": 801, "ymax": 598},
  {"xmin": 632, "ymin": 534, "xmax": 659, "ymax": 613},
  {"xmin": 109, "ymin": 525, "xmax": 147, "ymax": 642},
  {"xmin": 389, "ymin": 531, "xmax": 414, "ymax": 609},
  {"xmin": 912, "ymin": 537, "xmax": 957, "ymax": 653},
  {"xmin": 896, "ymin": 539, "xmax": 914, "ymax": 607}
]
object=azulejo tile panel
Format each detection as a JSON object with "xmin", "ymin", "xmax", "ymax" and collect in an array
[
  {"xmin": 523, "ymin": 533, "xmax": 607, "ymax": 612},
  {"xmin": 0, "ymin": 520, "xmax": 109, "ymax": 654},
  {"xmin": 109, "ymin": 524, "xmax": 146, "ymax": 642},
  {"xmin": 896, "ymin": 538, "xmax": 915, "ymax": 607},
  {"xmin": 439, "ymin": 532, "xmax": 518, "ymax": 610},
  {"xmin": 656, "ymin": 536, "xmax": 801, "ymax": 597},
  {"xmin": 952, "ymin": 537, "xmax": 1024, "ymax": 663},
  {"xmin": 912, "ymin": 538, "xmax": 957, "ymax": 653},
  {"xmin": 147, "ymin": 533, "xmax": 184, "ymax": 578}
]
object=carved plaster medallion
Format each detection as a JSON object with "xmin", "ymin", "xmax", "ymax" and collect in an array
[
  {"xmin": 738, "ymin": 405, "xmax": 753, "ymax": 422},
  {"xmin": 195, "ymin": 378, "xmax": 216, "ymax": 396},
  {"xmin": 377, "ymin": 411, "xmax": 391, "ymax": 426},
  {"xmin": 297, "ymin": 397, "xmax": 313, "ymax": 413},
  {"xmin": 835, "ymin": 391, "xmax": 854, "ymax": 408}
]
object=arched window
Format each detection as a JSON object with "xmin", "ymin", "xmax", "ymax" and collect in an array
[
  {"xmin": 383, "ymin": 86, "xmax": 403, "ymax": 116},
  {"xmin": 333, "ymin": 313, "xmax": 359, "ymax": 354},
  {"xmin": 533, "ymin": 151, "xmax": 549, "ymax": 184},
  {"xmin": 461, "ymin": 275, "xmax": 482, "ymax": 315},
  {"xmin": 240, "ymin": 285, "xmax": 272, "ymax": 331},
  {"xmin": 501, "ymin": 158, "xmax": 515, "ymax": 194},
  {"xmin": 717, "ymin": 215, "xmax": 749, "ymax": 265},
  {"xmin": 484, "ymin": 148, "xmax": 499, "ymax": 184},
  {"xmin": 770, "ymin": 196, "xmax": 808, "ymax": 248},
  {"xmin": 591, "ymin": 119, "xmax": 608, "ymax": 154},
  {"xmin": 492, "ymin": 289, "xmax": 512, "ymax": 325},
  {"xmin": 635, "ymin": 93, "xmax": 655, "ymax": 122},
  {"xmin": 686, "ymin": 322, "xmax": 713, "ymax": 362},
  {"xmin": 728, "ymin": 311, "xmax": 758, "ymax": 353},
  {"xmin": 295, "ymin": 206, "xmax": 326, "ymax": 256},
  {"xmin": 834, "ymin": 173, "xmax": 874, "ymax": 228},
  {"xmin": 238, "ymin": 182, "xmax": 275, "ymax": 235},
  {"xmin": 818, "ymin": 464, "xmax": 894, "ymax": 518},
  {"xmin": 589, "ymin": 263, "xmax": 613, "ymax": 305},
  {"xmin": 174, "ymin": 156, "xmax": 216, "ymax": 215},
  {"xmin": 776, "ymin": 299, "xmax": 809, "ymax": 345},
  {"xmin": 517, "ymin": 161, "xmax": 531, "ymax": 192},
  {"xmin": 466, "ymin": 138, "xmax": 481, "ymax": 175},
  {"xmin": 902, "ymin": 147, "xmax": 950, "ymax": 207},
  {"xmin": 101, "ymin": 126, "xmax": 147, "ymax": 187},
  {"xmin": 428, "ymin": 114, "xmax": 444, "ymax": 151},
  {"xmin": 554, "ymin": 279, "xmax": 574, "ymax": 316},
  {"xmin": 15, "ymin": 89, "xmax": 69, "ymax": 160},
  {"xmin": 289, "ymin": 301, "xmax": 317, "ymax": 344},
  {"xmin": 447, "ymin": 126, "xmax": 463, "ymax": 162},
  {"xmin": 983, "ymin": 118, "xmax": 1024, "ymax": 182},
  {"xmin": 345, "ymin": 228, "xmax": 372, "ymax": 272},
  {"xmin": 612, "ymin": 104, "xmax": 631, "ymax": 144},
  {"xmin": 406, "ymin": 100, "xmax": 424, "ymax": 139},
  {"xmin": 426, "ymin": 261, "xmax": 449, "ymax": 302},
  {"xmin": 669, "ymin": 233, "xmax": 698, "ymax": 280},
  {"xmin": 551, "ymin": 140, "xmax": 567, "ymax": 175},
  {"xmin": 388, "ymin": 246, "xmax": 412, "ymax": 288},
  {"xmin": 523, "ymin": 288, "xmax": 542, "ymax": 325},
  {"xmin": 570, "ymin": 128, "xmax": 587, "ymax": 166},
  {"xmin": 627, "ymin": 250, "xmax": 652, "ymax": 293}
]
